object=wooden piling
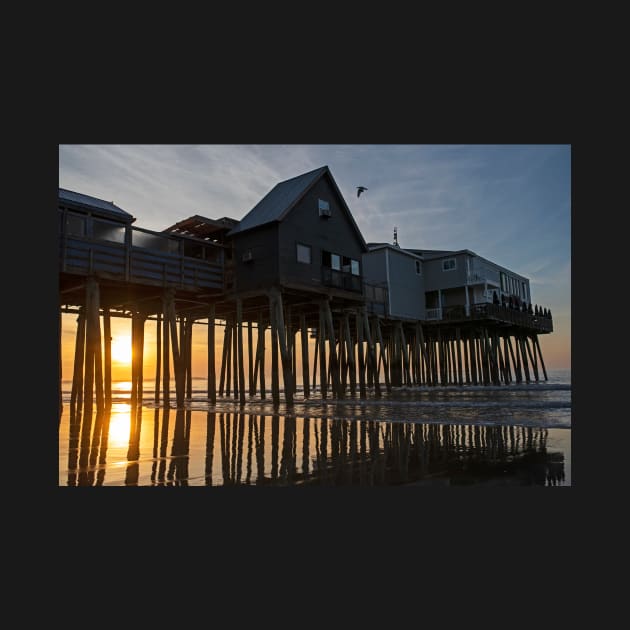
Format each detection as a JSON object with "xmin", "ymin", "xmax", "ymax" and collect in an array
[
  {"xmin": 70, "ymin": 308, "xmax": 86, "ymax": 420},
  {"xmin": 506, "ymin": 334, "xmax": 521, "ymax": 383},
  {"xmin": 258, "ymin": 313, "xmax": 266, "ymax": 399},
  {"xmin": 274, "ymin": 291, "xmax": 294, "ymax": 405},
  {"xmin": 232, "ymin": 310, "xmax": 238, "ymax": 400},
  {"xmin": 518, "ymin": 335, "xmax": 531, "ymax": 383},
  {"xmin": 102, "ymin": 308, "xmax": 112, "ymax": 410},
  {"xmin": 185, "ymin": 316, "xmax": 193, "ymax": 399},
  {"xmin": 269, "ymin": 294, "xmax": 280, "ymax": 407},
  {"xmin": 502, "ymin": 336, "xmax": 512, "ymax": 383},
  {"xmin": 318, "ymin": 304, "xmax": 327, "ymax": 399},
  {"xmin": 162, "ymin": 294, "xmax": 170, "ymax": 405},
  {"xmin": 219, "ymin": 318, "xmax": 230, "ymax": 397},
  {"xmin": 343, "ymin": 313, "xmax": 356, "ymax": 396},
  {"xmin": 533, "ymin": 335, "xmax": 548, "ymax": 381},
  {"xmin": 455, "ymin": 327, "xmax": 463, "ymax": 386},
  {"xmin": 375, "ymin": 317, "xmax": 390, "ymax": 392},
  {"xmin": 462, "ymin": 329, "xmax": 471, "ymax": 384},
  {"xmin": 525, "ymin": 335, "xmax": 539, "ymax": 382},
  {"xmin": 166, "ymin": 295, "xmax": 184, "ymax": 408},
  {"xmin": 363, "ymin": 311, "xmax": 381, "ymax": 398},
  {"xmin": 300, "ymin": 313, "xmax": 310, "ymax": 399},
  {"xmin": 339, "ymin": 319, "xmax": 348, "ymax": 391},
  {"xmin": 399, "ymin": 322, "xmax": 411, "ymax": 386},
  {"xmin": 247, "ymin": 319, "xmax": 254, "ymax": 397},
  {"xmin": 323, "ymin": 299, "xmax": 342, "ymax": 399},
  {"xmin": 207, "ymin": 305, "xmax": 216, "ymax": 404},
  {"xmin": 236, "ymin": 299, "xmax": 246, "ymax": 406},
  {"xmin": 468, "ymin": 333, "xmax": 477, "ymax": 385},
  {"xmin": 356, "ymin": 310, "xmax": 366, "ymax": 398},
  {"xmin": 80, "ymin": 278, "xmax": 98, "ymax": 456}
]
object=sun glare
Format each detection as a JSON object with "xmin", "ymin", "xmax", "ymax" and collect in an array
[
  {"xmin": 107, "ymin": 405, "xmax": 132, "ymax": 446},
  {"xmin": 111, "ymin": 336, "xmax": 132, "ymax": 364}
]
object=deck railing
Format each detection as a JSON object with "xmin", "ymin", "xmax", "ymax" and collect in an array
[
  {"xmin": 439, "ymin": 302, "xmax": 553, "ymax": 332},
  {"xmin": 60, "ymin": 221, "xmax": 225, "ymax": 292},
  {"xmin": 322, "ymin": 268, "xmax": 362, "ymax": 292}
]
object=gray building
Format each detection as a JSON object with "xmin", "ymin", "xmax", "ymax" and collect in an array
[
  {"xmin": 362, "ymin": 244, "xmax": 425, "ymax": 320},
  {"xmin": 226, "ymin": 166, "xmax": 368, "ymax": 298},
  {"xmin": 406, "ymin": 248, "xmax": 531, "ymax": 319}
]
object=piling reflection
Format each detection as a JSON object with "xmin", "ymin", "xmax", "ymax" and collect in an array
[{"xmin": 62, "ymin": 406, "xmax": 567, "ymax": 486}]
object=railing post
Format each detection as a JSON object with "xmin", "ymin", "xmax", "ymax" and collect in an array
[{"xmin": 125, "ymin": 225, "xmax": 132, "ymax": 282}]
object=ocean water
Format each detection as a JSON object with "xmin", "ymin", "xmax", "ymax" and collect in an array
[{"xmin": 58, "ymin": 369, "xmax": 571, "ymax": 486}]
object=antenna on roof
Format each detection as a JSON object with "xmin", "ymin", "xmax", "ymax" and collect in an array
[{"xmin": 393, "ymin": 226, "xmax": 399, "ymax": 248}]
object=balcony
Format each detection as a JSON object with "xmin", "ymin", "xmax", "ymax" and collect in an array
[
  {"xmin": 321, "ymin": 268, "xmax": 362, "ymax": 292},
  {"xmin": 60, "ymin": 218, "xmax": 225, "ymax": 292},
  {"xmin": 427, "ymin": 303, "xmax": 553, "ymax": 332}
]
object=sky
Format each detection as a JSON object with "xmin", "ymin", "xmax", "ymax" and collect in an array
[{"xmin": 59, "ymin": 144, "xmax": 571, "ymax": 371}]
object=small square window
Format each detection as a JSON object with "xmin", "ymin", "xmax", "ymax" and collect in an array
[
  {"xmin": 318, "ymin": 199, "xmax": 331, "ymax": 218},
  {"xmin": 297, "ymin": 243, "xmax": 311, "ymax": 264},
  {"xmin": 442, "ymin": 258, "xmax": 456, "ymax": 271}
]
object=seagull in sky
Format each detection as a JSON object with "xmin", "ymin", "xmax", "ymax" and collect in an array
[{"xmin": 357, "ymin": 186, "xmax": 368, "ymax": 198}]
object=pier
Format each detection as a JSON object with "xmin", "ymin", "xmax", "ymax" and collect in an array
[{"xmin": 59, "ymin": 167, "xmax": 554, "ymax": 429}]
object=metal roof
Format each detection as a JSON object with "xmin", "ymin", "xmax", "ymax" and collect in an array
[
  {"xmin": 367, "ymin": 244, "xmax": 424, "ymax": 260},
  {"xmin": 162, "ymin": 214, "xmax": 239, "ymax": 241},
  {"xmin": 59, "ymin": 188, "xmax": 135, "ymax": 222},
  {"xmin": 226, "ymin": 166, "xmax": 329, "ymax": 236}
]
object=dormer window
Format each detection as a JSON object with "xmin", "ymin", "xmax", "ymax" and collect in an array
[{"xmin": 318, "ymin": 199, "xmax": 331, "ymax": 218}]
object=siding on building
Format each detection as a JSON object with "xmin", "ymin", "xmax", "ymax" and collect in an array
[
  {"xmin": 363, "ymin": 245, "xmax": 425, "ymax": 320},
  {"xmin": 278, "ymin": 177, "xmax": 365, "ymax": 289},
  {"xmin": 228, "ymin": 167, "xmax": 367, "ymax": 295},
  {"xmin": 231, "ymin": 223, "xmax": 279, "ymax": 293}
]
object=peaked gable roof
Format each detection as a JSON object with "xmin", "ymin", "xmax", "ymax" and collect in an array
[
  {"xmin": 59, "ymin": 188, "xmax": 135, "ymax": 223},
  {"xmin": 227, "ymin": 165, "xmax": 368, "ymax": 251}
]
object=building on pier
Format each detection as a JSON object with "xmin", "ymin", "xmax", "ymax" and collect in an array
[
  {"xmin": 409, "ymin": 248, "xmax": 531, "ymax": 320},
  {"xmin": 224, "ymin": 165, "xmax": 368, "ymax": 301},
  {"xmin": 362, "ymin": 244, "xmax": 425, "ymax": 320}
]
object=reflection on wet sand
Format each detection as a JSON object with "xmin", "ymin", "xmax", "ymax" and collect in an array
[{"xmin": 62, "ymin": 406, "xmax": 567, "ymax": 486}]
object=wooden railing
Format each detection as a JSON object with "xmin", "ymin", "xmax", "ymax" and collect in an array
[
  {"xmin": 322, "ymin": 268, "xmax": 362, "ymax": 292},
  {"xmin": 441, "ymin": 303, "xmax": 553, "ymax": 332},
  {"xmin": 363, "ymin": 282, "xmax": 389, "ymax": 315},
  {"xmin": 60, "ymin": 223, "xmax": 224, "ymax": 292}
]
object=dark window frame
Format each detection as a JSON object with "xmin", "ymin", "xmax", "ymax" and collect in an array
[{"xmin": 296, "ymin": 242, "xmax": 312, "ymax": 264}]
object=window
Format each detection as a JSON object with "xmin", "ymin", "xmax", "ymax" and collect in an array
[
  {"xmin": 342, "ymin": 255, "xmax": 359, "ymax": 274},
  {"xmin": 415, "ymin": 260, "xmax": 422, "ymax": 275},
  {"xmin": 442, "ymin": 258, "xmax": 456, "ymax": 271},
  {"xmin": 500, "ymin": 272, "xmax": 507, "ymax": 292},
  {"xmin": 65, "ymin": 212, "xmax": 86, "ymax": 237},
  {"xmin": 296, "ymin": 243, "xmax": 311, "ymax": 264},
  {"xmin": 93, "ymin": 219, "xmax": 125, "ymax": 244},
  {"xmin": 322, "ymin": 250, "xmax": 356, "ymax": 273},
  {"xmin": 522, "ymin": 281, "xmax": 527, "ymax": 301},
  {"xmin": 318, "ymin": 198, "xmax": 331, "ymax": 217}
]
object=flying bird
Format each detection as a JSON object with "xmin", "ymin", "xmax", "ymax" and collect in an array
[{"xmin": 357, "ymin": 186, "xmax": 368, "ymax": 198}]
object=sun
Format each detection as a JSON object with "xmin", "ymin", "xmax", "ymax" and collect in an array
[{"xmin": 110, "ymin": 335, "xmax": 132, "ymax": 364}]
